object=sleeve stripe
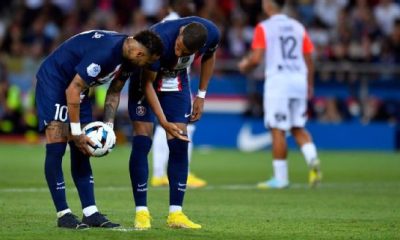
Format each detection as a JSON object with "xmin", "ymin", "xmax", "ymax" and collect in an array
[
  {"xmin": 251, "ymin": 24, "xmax": 266, "ymax": 50},
  {"xmin": 303, "ymin": 31, "xmax": 314, "ymax": 54}
]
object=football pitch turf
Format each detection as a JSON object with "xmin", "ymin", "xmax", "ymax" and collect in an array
[{"xmin": 0, "ymin": 144, "xmax": 399, "ymax": 240}]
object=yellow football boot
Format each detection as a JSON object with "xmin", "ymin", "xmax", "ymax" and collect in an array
[
  {"xmin": 309, "ymin": 160, "xmax": 322, "ymax": 188},
  {"xmin": 167, "ymin": 211, "xmax": 201, "ymax": 229},
  {"xmin": 150, "ymin": 175, "xmax": 169, "ymax": 187},
  {"xmin": 134, "ymin": 210, "xmax": 151, "ymax": 230},
  {"xmin": 187, "ymin": 173, "xmax": 207, "ymax": 188}
]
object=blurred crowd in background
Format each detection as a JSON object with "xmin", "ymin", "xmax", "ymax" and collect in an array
[{"xmin": 0, "ymin": 0, "xmax": 399, "ymax": 137}]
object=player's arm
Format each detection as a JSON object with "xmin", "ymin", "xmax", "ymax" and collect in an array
[
  {"xmin": 103, "ymin": 77, "xmax": 127, "ymax": 128},
  {"xmin": 303, "ymin": 31, "xmax": 315, "ymax": 99},
  {"xmin": 304, "ymin": 53, "xmax": 314, "ymax": 99},
  {"xmin": 238, "ymin": 48, "xmax": 264, "ymax": 73},
  {"xmin": 190, "ymin": 52, "xmax": 216, "ymax": 122},
  {"xmin": 238, "ymin": 24, "xmax": 265, "ymax": 73},
  {"xmin": 65, "ymin": 74, "xmax": 93, "ymax": 156},
  {"xmin": 142, "ymin": 69, "xmax": 189, "ymax": 141}
]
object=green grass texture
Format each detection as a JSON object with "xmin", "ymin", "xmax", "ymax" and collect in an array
[{"xmin": 0, "ymin": 144, "xmax": 399, "ymax": 240}]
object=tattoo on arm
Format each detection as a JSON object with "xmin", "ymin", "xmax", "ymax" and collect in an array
[
  {"xmin": 104, "ymin": 99, "xmax": 117, "ymax": 122},
  {"xmin": 103, "ymin": 79, "xmax": 125, "ymax": 122}
]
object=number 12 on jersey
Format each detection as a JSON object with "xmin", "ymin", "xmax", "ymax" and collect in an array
[{"xmin": 279, "ymin": 36, "xmax": 297, "ymax": 60}]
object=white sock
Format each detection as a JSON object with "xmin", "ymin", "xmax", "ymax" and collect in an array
[
  {"xmin": 82, "ymin": 205, "xmax": 98, "ymax": 217},
  {"xmin": 57, "ymin": 208, "xmax": 72, "ymax": 218},
  {"xmin": 136, "ymin": 206, "xmax": 148, "ymax": 212},
  {"xmin": 153, "ymin": 125, "xmax": 169, "ymax": 177},
  {"xmin": 187, "ymin": 124, "xmax": 196, "ymax": 164},
  {"xmin": 169, "ymin": 205, "xmax": 182, "ymax": 213},
  {"xmin": 301, "ymin": 142, "xmax": 318, "ymax": 167},
  {"xmin": 273, "ymin": 160, "xmax": 288, "ymax": 182}
]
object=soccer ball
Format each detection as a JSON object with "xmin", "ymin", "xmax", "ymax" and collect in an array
[{"xmin": 82, "ymin": 121, "xmax": 116, "ymax": 157}]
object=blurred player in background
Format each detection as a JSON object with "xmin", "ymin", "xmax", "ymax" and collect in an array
[
  {"xmin": 238, "ymin": 0, "xmax": 322, "ymax": 189},
  {"xmin": 35, "ymin": 30, "xmax": 163, "ymax": 229},
  {"xmin": 128, "ymin": 17, "xmax": 220, "ymax": 229},
  {"xmin": 151, "ymin": 0, "xmax": 207, "ymax": 188}
]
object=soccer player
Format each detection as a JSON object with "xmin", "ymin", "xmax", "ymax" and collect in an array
[
  {"xmin": 35, "ymin": 29, "xmax": 165, "ymax": 229},
  {"xmin": 238, "ymin": 0, "xmax": 322, "ymax": 189},
  {"xmin": 151, "ymin": 0, "xmax": 207, "ymax": 188},
  {"xmin": 128, "ymin": 17, "xmax": 220, "ymax": 229}
]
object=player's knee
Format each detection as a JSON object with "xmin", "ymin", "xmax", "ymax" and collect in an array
[
  {"xmin": 45, "ymin": 143, "xmax": 67, "ymax": 174},
  {"xmin": 46, "ymin": 143, "xmax": 67, "ymax": 158},
  {"xmin": 132, "ymin": 121, "xmax": 153, "ymax": 137},
  {"xmin": 132, "ymin": 135, "xmax": 153, "ymax": 153},
  {"xmin": 291, "ymin": 127, "xmax": 307, "ymax": 136},
  {"xmin": 45, "ymin": 121, "xmax": 69, "ymax": 143},
  {"xmin": 167, "ymin": 138, "xmax": 188, "ymax": 154},
  {"xmin": 271, "ymin": 128, "xmax": 286, "ymax": 138}
]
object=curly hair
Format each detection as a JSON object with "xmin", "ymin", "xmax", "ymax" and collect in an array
[{"xmin": 133, "ymin": 30, "xmax": 164, "ymax": 56}]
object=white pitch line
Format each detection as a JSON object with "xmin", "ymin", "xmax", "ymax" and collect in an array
[
  {"xmin": 0, "ymin": 182, "xmax": 398, "ymax": 193},
  {"xmin": 110, "ymin": 227, "xmax": 138, "ymax": 232}
]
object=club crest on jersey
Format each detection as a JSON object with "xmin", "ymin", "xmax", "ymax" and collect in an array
[
  {"xmin": 136, "ymin": 106, "xmax": 146, "ymax": 116},
  {"xmin": 87, "ymin": 63, "xmax": 101, "ymax": 77}
]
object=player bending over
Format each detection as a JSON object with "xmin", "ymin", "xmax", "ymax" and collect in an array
[
  {"xmin": 35, "ymin": 30, "xmax": 165, "ymax": 229},
  {"xmin": 128, "ymin": 16, "xmax": 220, "ymax": 229}
]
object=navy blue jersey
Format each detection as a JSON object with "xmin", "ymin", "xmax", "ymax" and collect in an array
[
  {"xmin": 35, "ymin": 30, "xmax": 130, "ymax": 131},
  {"xmin": 37, "ymin": 30, "xmax": 128, "ymax": 91},
  {"xmin": 128, "ymin": 17, "xmax": 220, "ymax": 123},
  {"xmin": 148, "ymin": 17, "xmax": 220, "ymax": 91}
]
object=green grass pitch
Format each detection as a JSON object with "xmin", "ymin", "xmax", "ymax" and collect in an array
[{"xmin": 0, "ymin": 144, "xmax": 399, "ymax": 240}]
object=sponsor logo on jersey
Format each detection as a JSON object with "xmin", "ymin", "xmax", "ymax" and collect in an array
[
  {"xmin": 92, "ymin": 32, "xmax": 104, "ymax": 39},
  {"xmin": 87, "ymin": 63, "xmax": 101, "ymax": 77}
]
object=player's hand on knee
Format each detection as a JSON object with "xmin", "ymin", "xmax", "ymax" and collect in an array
[
  {"xmin": 162, "ymin": 122, "xmax": 189, "ymax": 142},
  {"xmin": 72, "ymin": 134, "xmax": 94, "ymax": 156}
]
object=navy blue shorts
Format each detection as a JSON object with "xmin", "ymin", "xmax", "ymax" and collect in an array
[
  {"xmin": 128, "ymin": 77, "xmax": 192, "ymax": 124},
  {"xmin": 35, "ymin": 75, "xmax": 92, "ymax": 132}
]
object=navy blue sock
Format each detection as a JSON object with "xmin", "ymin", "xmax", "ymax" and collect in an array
[
  {"xmin": 167, "ymin": 138, "xmax": 189, "ymax": 206},
  {"xmin": 44, "ymin": 143, "xmax": 68, "ymax": 212},
  {"xmin": 129, "ymin": 135, "xmax": 152, "ymax": 207},
  {"xmin": 69, "ymin": 141, "xmax": 95, "ymax": 209}
]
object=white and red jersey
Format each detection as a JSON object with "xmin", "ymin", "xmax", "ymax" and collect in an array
[{"xmin": 251, "ymin": 14, "xmax": 314, "ymax": 98}]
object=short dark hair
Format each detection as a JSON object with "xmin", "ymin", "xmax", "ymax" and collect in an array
[
  {"xmin": 133, "ymin": 30, "xmax": 164, "ymax": 56},
  {"xmin": 274, "ymin": 0, "xmax": 286, "ymax": 8},
  {"xmin": 170, "ymin": 0, "xmax": 193, "ymax": 8},
  {"xmin": 182, "ymin": 22, "xmax": 208, "ymax": 52}
]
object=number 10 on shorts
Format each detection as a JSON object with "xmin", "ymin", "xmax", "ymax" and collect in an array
[{"xmin": 54, "ymin": 103, "xmax": 68, "ymax": 121}]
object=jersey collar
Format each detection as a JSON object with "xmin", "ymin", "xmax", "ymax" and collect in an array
[{"xmin": 269, "ymin": 14, "xmax": 287, "ymax": 21}]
